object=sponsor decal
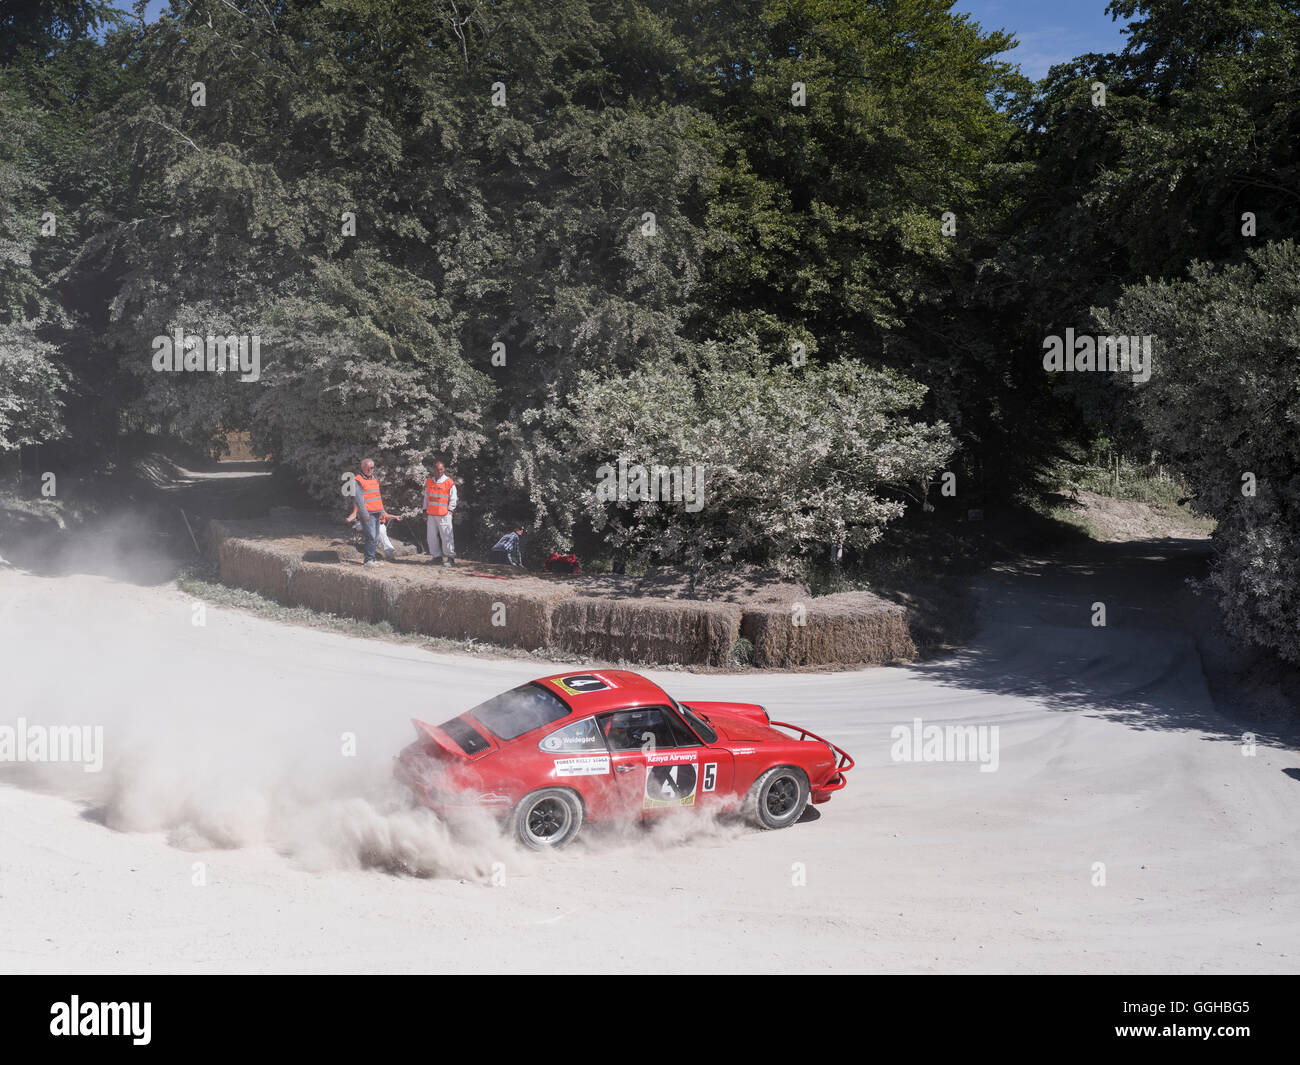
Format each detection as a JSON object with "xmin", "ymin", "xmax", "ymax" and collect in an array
[
  {"xmin": 553, "ymin": 756, "xmax": 610, "ymax": 777},
  {"xmin": 540, "ymin": 720, "xmax": 604, "ymax": 752},
  {"xmin": 731, "ymin": 747, "xmax": 756, "ymax": 756},
  {"xmin": 644, "ymin": 762, "xmax": 698, "ymax": 808},
  {"xmin": 646, "ymin": 750, "xmax": 699, "ymax": 764},
  {"xmin": 555, "ymin": 673, "xmax": 618, "ymax": 695}
]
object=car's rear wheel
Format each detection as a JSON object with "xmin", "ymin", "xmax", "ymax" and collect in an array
[
  {"xmin": 510, "ymin": 788, "xmax": 584, "ymax": 850},
  {"xmin": 744, "ymin": 766, "xmax": 810, "ymax": 830}
]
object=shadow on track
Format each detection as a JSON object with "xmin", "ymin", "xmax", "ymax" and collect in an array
[{"xmin": 907, "ymin": 535, "xmax": 1300, "ymax": 751}]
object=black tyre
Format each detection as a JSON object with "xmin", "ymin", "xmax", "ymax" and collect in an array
[
  {"xmin": 744, "ymin": 767, "xmax": 810, "ymax": 830},
  {"xmin": 510, "ymin": 788, "xmax": 584, "ymax": 850}
]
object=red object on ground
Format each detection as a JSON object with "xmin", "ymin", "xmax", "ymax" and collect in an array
[
  {"xmin": 393, "ymin": 670, "xmax": 853, "ymax": 850},
  {"xmin": 543, "ymin": 552, "xmax": 581, "ymax": 574}
]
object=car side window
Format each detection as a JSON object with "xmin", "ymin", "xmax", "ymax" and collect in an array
[
  {"xmin": 599, "ymin": 708, "xmax": 700, "ymax": 751},
  {"xmin": 538, "ymin": 717, "xmax": 606, "ymax": 754}
]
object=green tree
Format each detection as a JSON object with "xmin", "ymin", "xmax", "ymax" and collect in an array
[
  {"xmin": 1098, "ymin": 241, "xmax": 1300, "ymax": 663},
  {"xmin": 0, "ymin": 87, "xmax": 67, "ymax": 451},
  {"xmin": 0, "ymin": 0, "xmax": 121, "ymax": 63},
  {"xmin": 561, "ymin": 340, "xmax": 954, "ymax": 587}
]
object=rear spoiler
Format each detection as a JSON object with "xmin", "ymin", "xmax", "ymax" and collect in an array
[{"xmin": 412, "ymin": 718, "xmax": 469, "ymax": 760}]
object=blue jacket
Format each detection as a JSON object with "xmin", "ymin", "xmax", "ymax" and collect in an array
[{"xmin": 492, "ymin": 531, "xmax": 522, "ymax": 565}]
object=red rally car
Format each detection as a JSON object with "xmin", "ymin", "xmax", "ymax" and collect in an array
[{"xmin": 394, "ymin": 669, "xmax": 854, "ymax": 849}]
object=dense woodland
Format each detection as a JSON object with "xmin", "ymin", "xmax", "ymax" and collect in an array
[{"xmin": 2, "ymin": 0, "xmax": 1299, "ymax": 659}]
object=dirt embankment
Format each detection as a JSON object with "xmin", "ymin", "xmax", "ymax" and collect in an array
[
  {"xmin": 1067, "ymin": 490, "xmax": 1217, "ymax": 541},
  {"xmin": 210, "ymin": 511, "xmax": 915, "ymax": 670}
]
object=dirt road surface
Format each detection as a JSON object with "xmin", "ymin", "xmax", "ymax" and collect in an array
[{"xmin": 2, "ymin": 533, "xmax": 1297, "ymax": 974}]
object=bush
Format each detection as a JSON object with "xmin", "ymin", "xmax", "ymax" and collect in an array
[
  {"xmin": 562, "ymin": 340, "xmax": 955, "ymax": 588},
  {"xmin": 730, "ymin": 636, "xmax": 755, "ymax": 666},
  {"xmin": 1098, "ymin": 241, "xmax": 1300, "ymax": 662}
]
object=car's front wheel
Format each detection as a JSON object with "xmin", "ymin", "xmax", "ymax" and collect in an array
[
  {"xmin": 744, "ymin": 766, "xmax": 810, "ymax": 830},
  {"xmin": 510, "ymin": 788, "xmax": 584, "ymax": 850}
]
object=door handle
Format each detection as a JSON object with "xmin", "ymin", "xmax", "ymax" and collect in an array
[{"xmin": 616, "ymin": 765, "xmax": 636, "ymax": 773}]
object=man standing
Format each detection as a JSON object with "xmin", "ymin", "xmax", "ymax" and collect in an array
[
  {"xmin": 425, "ymin": 459, "xmax": 457, "ymax": 566},
  {"xmin": 346, "ymin": 457, "xmax": 390, "ymax": 566}
]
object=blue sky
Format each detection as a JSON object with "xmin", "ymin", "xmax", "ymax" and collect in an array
[
  {"xmin": 139, "ymin": 0, "xmax": 1131, "ymax": 82},
  {"xmin": 955, "ymin": 1, "xmax": 1132, "ymax": 78}
]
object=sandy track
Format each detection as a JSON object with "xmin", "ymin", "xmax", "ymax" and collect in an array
[{"xmin": 1, "ymin": 535, "xmax": 1297, "ymax": 974}]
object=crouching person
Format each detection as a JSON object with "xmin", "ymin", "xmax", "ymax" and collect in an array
[
  {"xmin": 425, "ymin": 459, "xmax": 457, "ymax": 566},
  {"xmin": 491, "ymin": 525, "xmax": 525, "ymax": 567}
]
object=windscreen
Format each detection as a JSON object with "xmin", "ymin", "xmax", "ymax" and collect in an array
[{"xmin": 467, "ymin": 683, "xmax": 570, "ymax": 740}]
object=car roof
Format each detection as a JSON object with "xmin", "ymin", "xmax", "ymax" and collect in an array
[{"xmin": 534, "ymin": 670, "xmax": 673, "ymax": 716}]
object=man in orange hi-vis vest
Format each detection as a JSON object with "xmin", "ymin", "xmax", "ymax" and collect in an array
[
  {"xmin": 345, "ymin": 457, "xmax": 390, "ymax": 566},
  {"xmin": 425, "ymin": 458, "xmax": 458, "ymax": 566}
]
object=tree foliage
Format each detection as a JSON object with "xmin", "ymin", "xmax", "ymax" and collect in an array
[
  {"xmin": 1098, "ymin": 241, "xmax": 1300, "ymax": 663},
  {"xmin": 0, "ymin": 84, "xmax": 67, "ymax": 450},
  {"xmin": 563, "ymin": 341, "xmax": 954, "ymax": 582},
  {"xmin": 8, "ymin": 0, "xmax": 1300, "ymax": 633}
]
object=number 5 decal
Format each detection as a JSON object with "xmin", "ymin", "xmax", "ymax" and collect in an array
[{"xmin": 702, "ymin": 763, "xmax": 717, "ymax": 792}]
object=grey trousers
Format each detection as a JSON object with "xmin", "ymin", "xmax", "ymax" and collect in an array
[{"xmin": 427, "ymin": 514, "xmax": 454, "ymax": 558}]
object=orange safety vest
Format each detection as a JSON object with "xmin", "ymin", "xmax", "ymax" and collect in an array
[
  {"xmin": 356, "ymin": 474, "xmax": 384, "ymax": 513},
  {"xmin": 425, "ymin": 476, "xmax": 455, "ymax": 516}
]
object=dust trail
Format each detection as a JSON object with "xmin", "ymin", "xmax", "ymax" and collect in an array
[
  {"xmin": 0, "ymin": 712, "xmax": 526, "ymax": 880},
  {"xmin": 1, "ymin": 514, "xmax": 751, "ymax": 881},
  {"xmin": 575, "ymin": 802, "xmax": 752, "ymax": 855},
  {"xmin": 1, "ymin": 558, "xmax": 528, "ymax": 880}
]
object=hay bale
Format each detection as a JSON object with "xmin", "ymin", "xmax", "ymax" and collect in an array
[
  {"xmin": 333, "ymin": 567, "xmax": 399, "ymax": 623},
  {"xmin": 393, "ymin": 581, "xmax": 571, "ymax": 650},
  {"xmin": 552, "ymin": 597, "xmax": 741, "ymax": 666},
  {"xmin": 217, "ymin": 536, "xmax": 299, "ymax": 602},
  {"xmin": 740, "ymin": 591, "xmax": 916, "ymax": 667},
  {"xmin": 289, "ymin": 562, "xmax": 396, "ymax": 623}
]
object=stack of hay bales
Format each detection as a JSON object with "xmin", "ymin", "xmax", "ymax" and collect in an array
[
  {"xmin": 739, "ymin": 591, "xmax": 915, "ymax": 667},
  {"xmin": 552, "ymin": 596, "xmax": 742, "ymax": 667},
  {"xmin": 209, "ymin": 522, "xmax": 917, "ymax": 669},
  {"xmin": 290, "ymin": 561, "xmax": 397, "ymax": 624},
  {"xmin": 392, "ymin": 581, "xmax": 574, "ymax": 650},
  {"xmin": 215, "ymin": 531, "xmax": 299, "ymax": 602}
]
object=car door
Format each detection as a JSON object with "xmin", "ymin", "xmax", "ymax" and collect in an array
[
  {"xmin": 535, "ymin": 715, "xmax": 622, "ymax": 820},
  {"xmin": 599, "ymin": 707, "xmax": 733, "ymax": 818}
]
